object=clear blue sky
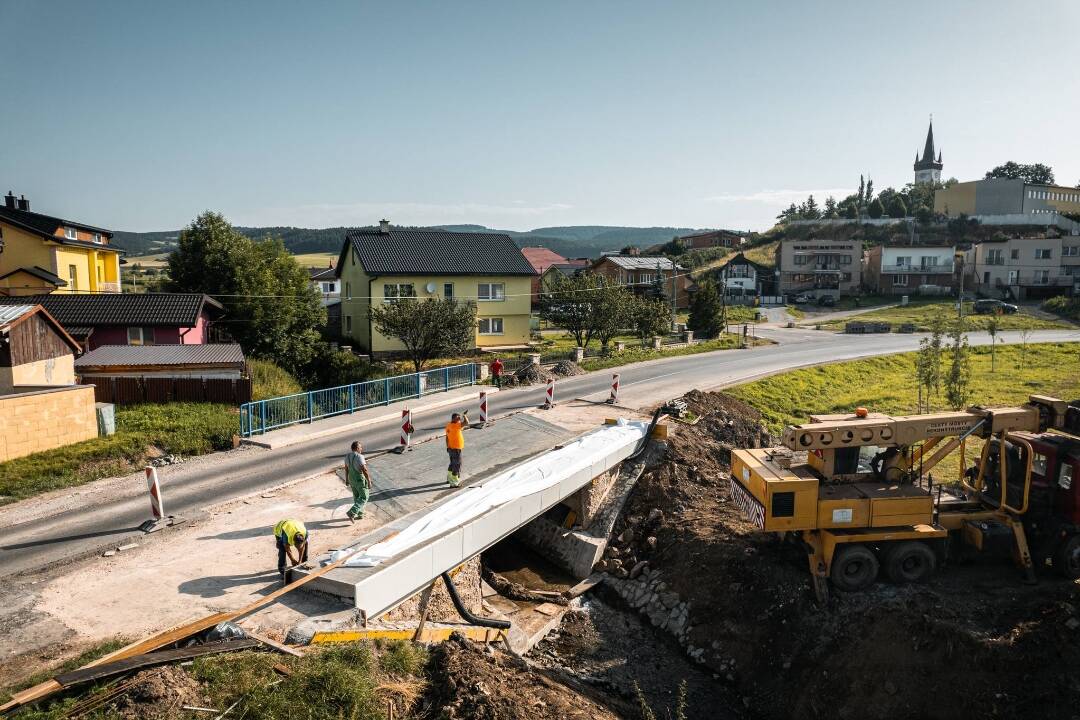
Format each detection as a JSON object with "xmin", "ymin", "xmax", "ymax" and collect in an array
[{"xmin": 2, "ymin": 0, "xmax": 1078, "ymax": 233}]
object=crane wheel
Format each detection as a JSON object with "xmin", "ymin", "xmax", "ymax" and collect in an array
[
  {"xmin": 884, "ymin": 541, "xmax": 937, "ymax": 584},
  {"xmin": 1054, "ymin": 535, "xmax": 1080, "ymax": 580},
  {"xmin": 830, "ymin": 544, "xmax": 879, "ymax": 592}
]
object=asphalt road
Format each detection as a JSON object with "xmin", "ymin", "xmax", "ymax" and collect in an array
[{"xmin": 3, "ymin": 326, "xmax": 1078, "ymax": 577}]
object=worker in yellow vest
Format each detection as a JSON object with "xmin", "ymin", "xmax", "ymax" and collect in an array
[{"xmin": 274, "ymin": 519, "xmax": 309, "ymax": 584}]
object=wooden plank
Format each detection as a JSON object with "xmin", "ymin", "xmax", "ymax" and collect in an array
[
  {"xmin": 565, "ymin": 573, "xmax": 603, "ymax": 599},
  {"xmin": 55, "ymin": 639, "xmax": 258, "ymax": 687},
  {"xmin": 1, "ymin": 534, "xmax": 398, "ymax": 714},
  {"xmin": 411, "ymin": 581, "xmax": 438, "ymax": 642},
  {"xmin": 240, "ymin": 629, "xmax": 303, "ymax": 657}
]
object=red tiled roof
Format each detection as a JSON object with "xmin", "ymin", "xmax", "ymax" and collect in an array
[{"xmin": 520, "ymin": 246, "xmax": 568, "ymax": 273}]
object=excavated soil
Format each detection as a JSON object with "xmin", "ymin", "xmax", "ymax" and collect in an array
[
  {"xmin": 606, "ymin": 390, "xmax": 1080, "ymax": 720},
  {"xmin": 422, "ymin": 633, "xmax": 622, "ymax": 719},
  {"xmin": 111, "ymin": 666, "xmax": 210, "ymax": 719}
]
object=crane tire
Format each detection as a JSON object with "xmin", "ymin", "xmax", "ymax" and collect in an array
[
  {"xmin": 830, "ymin": 544, "xmax": 879, "ymax": 592},
  {"xmin": 1054, "ymin": 534, "xmax": 1080, "ymax": 580},
  {"xmin": 885, "ymin": 541, "xmax": 937, "ymax": 584}
]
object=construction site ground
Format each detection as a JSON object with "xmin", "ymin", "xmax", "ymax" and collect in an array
[{"xmin": 0, "ymin": 408, "xmax": 607, "ymax": 690}]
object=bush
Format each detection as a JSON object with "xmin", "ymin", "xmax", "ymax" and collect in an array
[
  {"xmin": 249, "ymin": 358, "xmax": 302, "ymax": 400},
  {"xmin": 1043, "ymin": 295, "xmax": 1080, "ymax": 321}
]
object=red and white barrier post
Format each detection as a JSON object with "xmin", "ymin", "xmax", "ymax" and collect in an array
[
  {"xmin": 543, "ymin": 378, "xmax": 555, "ymax": 409},
  {"xmin": 607, "ymin": 373, "xmax": 620, "ymax": 404},
  {"xmin": 146, "ymin": 466, "xmax": 164, "ymax": 520},
  {"xmin": 399, "ymin": 408, "xmax": 413, "ymax": 451},
  {"xmin": 478, "ymin": 390, "xmax": 488, "ymax": 426},
  {"xmin": 138, "ymin": 466, "xmax": 176, "ymax": 533}
]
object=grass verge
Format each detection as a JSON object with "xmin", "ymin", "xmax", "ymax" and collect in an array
[
  {"xmin": 729, "ymin": 342, "xmax": 1080, "ymax": 479},
  {"xmin": 3, "ymin": 637, "xmax": 130, "ymax": 703},
  {"xmin": 579, "ymin": 333, "xmax": 768, "ymax": 372},
  {"xmin": 817, "ymin": 299, "xmax": 1066, "ymax": 332}
]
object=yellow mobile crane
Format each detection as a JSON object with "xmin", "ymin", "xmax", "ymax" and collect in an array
[{"xmin": 729, "ymin": 395, "xmax": 1080, "ymax": 600}]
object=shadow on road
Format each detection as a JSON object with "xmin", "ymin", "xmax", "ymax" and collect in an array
[
  {"xmin": 0, "ymin": 526, "xmax": 142, "ymax": 551},
  {"xmin": 177, "ymin": 570, "xmax": 280, "ymax": 598},
  {"xmin": 196, "ymin": 518, "xmax": 352, "ymax": 542}
]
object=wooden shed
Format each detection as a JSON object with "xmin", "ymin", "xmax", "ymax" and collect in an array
[{"xmin": 0, "ymin": 304, "xmax": 81, "ymax": 394}]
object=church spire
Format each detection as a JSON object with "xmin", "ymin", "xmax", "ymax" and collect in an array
[{"xmin": 913, "ymin": 117, "xmax": 943, "ymax": 184}]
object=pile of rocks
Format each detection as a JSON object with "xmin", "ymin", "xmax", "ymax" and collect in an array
[
  {"xmin": 604, "ymin": 567, "xmax": 697, "ymax": 659},
  {"xmin": 551, "ymin": 360, "xmax": 584, "ymax": 377}
]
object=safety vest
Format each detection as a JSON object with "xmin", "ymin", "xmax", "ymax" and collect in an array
[
  {"xmin": 445, "ymin": 421, "xmax": 464, "ymax": 450},
  {"xmin": 274, "ymin": 519, "xmax": 307, "ymax": 547}
]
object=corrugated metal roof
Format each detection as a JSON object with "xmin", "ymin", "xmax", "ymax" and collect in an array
[
  {"xmin": 0, "ymin": 304, "xmax": 34, "ymax": 328},
  {"xmin": 598, "ymin": 255, "xmax": 682, "ymax": 271},
  {"xmin": 343, "ymin": 228, "xmax": 535, "ymax": 276},
  {"xmin": 75, "ymin": 343, "xmax": 246, "ymax": 368},
  {"xmin": 0, "ymin": 293, "xmax": 223, "ymax": 327}
]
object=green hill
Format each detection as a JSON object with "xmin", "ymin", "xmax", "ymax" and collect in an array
[{"xmin": 113, "ymin": 224, "xmax": 711, "ymax": 260}]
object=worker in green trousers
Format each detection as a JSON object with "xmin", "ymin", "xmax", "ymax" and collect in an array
[{"xmin": 344, "ymin": 440, "xmax": 373, "ymax": 522}]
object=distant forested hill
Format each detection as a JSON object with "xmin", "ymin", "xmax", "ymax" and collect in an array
[{"xmin": 113, "ymin": 224, "xmax": 710, "ymax": 260}]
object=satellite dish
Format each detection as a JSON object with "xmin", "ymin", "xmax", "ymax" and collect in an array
[{"xmin": 425, "ymin": 282, "xmax": 437, "ymax": 293}]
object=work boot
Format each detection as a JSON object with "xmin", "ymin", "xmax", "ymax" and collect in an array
[{"xmin": 447, "ymin": 471, "xmax": 456, "ymax": 485}]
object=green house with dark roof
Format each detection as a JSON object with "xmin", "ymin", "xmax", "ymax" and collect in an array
[{"xmin": 335, "ymin": 221, "xmax": 535, "ymax": 355}]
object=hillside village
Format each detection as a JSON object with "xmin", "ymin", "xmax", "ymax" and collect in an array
[{"xmin": 3, "ymin": 4, "xmax": 1080, "ymax": 717}]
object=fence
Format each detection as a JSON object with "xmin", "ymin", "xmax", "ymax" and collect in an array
[
  {"xmin": 239, "ymin": 363, "xmax": 476, "ymax": 437},
  {"xmin": 84, "ymin": 376, "xmax": 253, "ymax": 406}
]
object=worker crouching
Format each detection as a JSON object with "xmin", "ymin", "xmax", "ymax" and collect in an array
[{"xmin": 274, "ymin": 519, "xmax": 309, "ymax": 585}]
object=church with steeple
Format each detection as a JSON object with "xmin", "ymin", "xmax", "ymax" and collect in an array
[{"xmin": 913, "ymin": 119, "xmax": 943, "ymax": 185}]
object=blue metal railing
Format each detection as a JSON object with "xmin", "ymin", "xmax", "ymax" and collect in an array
[{"xmin": 239, "ymin": 363, "xmax": 477, "ymax": 437}]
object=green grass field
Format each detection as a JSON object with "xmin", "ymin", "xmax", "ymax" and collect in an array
[
  {"xmin": 730, "ymin": 342, "xmax": 1080, "ymax": 433},
  {"xmin": 817, "ymin": 299, "xmax": 1066, "ymax": 332},
  {"xmin": 293, "ymin": 252, "xmax": 338, "ymax": 267}
]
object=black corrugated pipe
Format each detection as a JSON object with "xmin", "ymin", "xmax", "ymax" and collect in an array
[
  {"xmin": 441, "ymin": 572, "xmax": 511, "ymax": 629},
  {"xmin": 626, "ymin": 406, "xmax": 663, "ymax": 462}
]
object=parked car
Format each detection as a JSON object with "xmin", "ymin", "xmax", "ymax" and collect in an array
[
  {"xmin": 973, "ymin": 298, "xmax": 1018, "ymax": 315},
  {"xmin": 817, "ymin": 295, "xmax": 836, "ymax": 307},
  {"xmin": 793, "ymin": 294, "xmax": 812, "ymax": 304}
]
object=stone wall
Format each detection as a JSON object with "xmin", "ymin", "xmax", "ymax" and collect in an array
[
  {"xmin": 0, "ymin": 385, "xmax": 98, "ymax": 462},
  {"xmin": 382, "ymin": 556, "xmax": 483, "ymax": 623}
]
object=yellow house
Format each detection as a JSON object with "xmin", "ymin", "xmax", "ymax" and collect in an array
[
  {"xmin": 336, "ymin": 222, "xmax": 535, "ymax": 355},
  {"xmin": 0, "ymin": 192, "xmax": 122, "ymax": 296}
]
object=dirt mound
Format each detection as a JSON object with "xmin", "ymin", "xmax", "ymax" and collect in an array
[
  {"xmin": 551, "ymin": 360, "xmax": 584, "ymax": 377},
  {"xmin": 423, "ymin": 633, "xmax": 621, "ymax": 719},
  {"xmin": 611, "ymin": 390, "xmax": 1080, "ymax": 720},
  {"xmin": 503, "ymin": 364, "xmax": 556, "ymax": 387},
  {"xmin": 111, "ymin": 666, "xmax": 210, "ymax": 719}
]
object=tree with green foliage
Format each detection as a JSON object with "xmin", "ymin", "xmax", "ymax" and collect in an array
[
  {"xmin": 916, "ymin": 204, "xmax": 933, "ymax": 224},
  {"xmin": 888, "ymin": 196, "xmax": 907, "ymax": 219},
  {"xmin": 632, "ymin": 296, "xmax": 671, "ymax": 347},
  {"xmin": 687, "ymin": 278, "xmax": 724, "ymax": 339},
  {"xmin": 539, "ymin": 273, "xmax": 595, "ymax": 348},
  {"xmin": 868, "ymin": 198, "xmax": 885, "ymax": 219},
  {"xmin": 843, "ymin": 201, "xmax": 859, "ymax": 219},
  {"xmin": 370, "ymin": 298, "xmax": 476, "ymax": 372},
  {"xmin": 986, "ymin": 161, "xmax": 1055, "ymax": 185},
  {"xmin": 590, "ymin": 277, "xmax": 634, "ymax": 351},
  {"xmin": 801, "ymin": 195, "xmax": 821, "ymax": 220},
  {"xmin": 985, "ymin": 314, "xmax": 1000, "ymax": 370},
  {"xmin": 915, "ymin": 312, "xmax": 946, "ymax": 411},
  {"xmin": 649, "ymin": 261, "xmax": 668, "ymax": 302},
  {"xmin": 823, "ymin": 196, "xmax": 839, "ymax": 219},
  {"xmin": 167, "ymin": 211, "xmax": 325, "ymax": 374},
  {"xmin": 621, "ymin": 245, "xmax": 640, "ymax": 255},
  {"xmin": 944, "ymin": 319, "xmax": 972, "ymax": 410}
]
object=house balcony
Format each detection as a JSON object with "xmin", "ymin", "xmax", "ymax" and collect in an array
[
  {"xmin": 881, "ymin": 262, "xmax": 955, "ymax": 274},
  {"xmin": 994, "ymin": 274, "xmax": 1073, "ymax": 288},
  {"xmin": 97, "ymin": 281, "xmax": 122, "ymax": 293}
]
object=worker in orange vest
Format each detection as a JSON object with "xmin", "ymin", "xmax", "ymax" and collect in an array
[{"xmin": 445, "ymin": 410, "xmax": 469, "ymax": 487}]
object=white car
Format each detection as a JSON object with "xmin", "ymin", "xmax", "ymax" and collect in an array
[{"xmin": 793, "ymin": 294, "xmax": 812, "ymax": 304}]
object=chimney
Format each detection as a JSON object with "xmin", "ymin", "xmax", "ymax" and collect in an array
[
  {"xmin": 16, "ymin": 195, "xmax": 29, "ymax": 211},
  {"xmin": 3, "ymin": 191, "xmax": 14, "ymax": 210},
  {"xmin": 379, "ymin": 218, "xmax": 390, "ymax": 234}
]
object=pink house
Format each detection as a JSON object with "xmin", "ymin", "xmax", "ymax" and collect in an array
[{"xmin": 0, "ymin": 293, "xmax": 224, "ymax": 351}]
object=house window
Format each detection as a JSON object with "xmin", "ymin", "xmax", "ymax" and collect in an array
[
  {"xmin": 1060, "ymin": 463, "xmax": 1074, "ymax": 490},
  {"xmin": 384, "ymin": 283, "xmax": 416, "ymax": 302},
  {"xmin": 1010, "ymin": 249, "xmax": 1020, "ymax": 260},
  {"xmin": 1035, "ymin": 248, "xmax": 1052, "ymax": 259},
  {"xmin": 840, "ymin": 255, "xmax": 852, "ymax": 265},
  {"xmin": 92, "ymin": 233, "xmax": 102, "ymax": 244},
  {"xmin": 97, "ymin": 266, "xmax": 103, "ymax": 283},
  {"xmin": 893, "ymin": 275, "xmax": 909, "ymax": 286},
  {"xmin": 895, "ymin": 256, "xmax": 911, "ymax": 268},
  {"xmin": 345, "ymin": 315, "xmax": 352, "ymax": 333},
  {"xmin": 64, "ymin": 227, "xmax": 78, "ymax": 240},
  {"xmin": 478, "ymin": 317, "xmax": 504, "ymax": 335},
  {"xmin": 320, "ymin": 281, "xmax": 335, "ymax": 293},
  {"xmin": 919, "ymin": 256, "xmax": 938, "ymax": 268},
  {"xmin": 478, "ymin": 282, "xmax": 505, "ymax": 301},
  {"xmin": 345, "ymin": 282, "xmax": 351, "ymax": 300},
  {"xmin": 443, "ymin": 283, "xmax": 454, "ymax": 299},
  {"xmin": 68, "ymin": 264, "xmax": 78, "ymax": 290},
  {"xmin": 1064, "ymin": 246, "xmax": 1079, "ymax": 257},
  {"xmin": 1034, "ymin": 270, "xmax": 1050, "ymax": 285},
  {"xmin": 986, "ymin": 249, "xmax": 1004, "ymax": 265},
  {"xmin": 127, "ymin": 327, "xmax": 155, "ymax": 346}
]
